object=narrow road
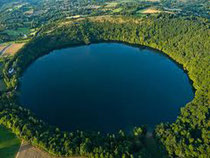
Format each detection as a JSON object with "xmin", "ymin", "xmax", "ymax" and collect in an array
[{"xmin": 0, "ymin": 44, "xmax": 12, "ymax": 55}]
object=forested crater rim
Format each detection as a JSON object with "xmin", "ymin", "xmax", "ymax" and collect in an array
[{"xmin": 2, "ymin": 17, "xmax": 208, "ymax": 157}]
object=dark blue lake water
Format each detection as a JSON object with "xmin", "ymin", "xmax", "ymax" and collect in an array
[{"xmin": 20, "ymin": 43, "xmax": 194, "ymax": 133}]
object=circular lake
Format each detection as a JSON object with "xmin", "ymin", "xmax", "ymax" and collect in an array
[{"xmin": 19, "ymin": 43, "xmax": 194, "ymax": 133}]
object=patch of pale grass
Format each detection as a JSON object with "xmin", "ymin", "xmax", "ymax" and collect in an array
[
  {"xmin": 3, "ymin": 43, "xmax": 25, "ymax": 56},
  {"xmin": 16, "ymin": 142, "xmax": 86, "ymax": 158},
  {"xmin": 142, "ymin": 8, "xmax": 162, "ymax": 14}
]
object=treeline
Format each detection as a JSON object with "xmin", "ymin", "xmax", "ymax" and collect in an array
[{"xmin": 1, "ymin": 15, "xmax": 210, "ymax": 157}]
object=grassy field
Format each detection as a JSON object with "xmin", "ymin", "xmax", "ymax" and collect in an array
[
  {"xmin": 112, "ymin": 7, "xmax": 123, "ymax": 13},
  {"xmin": 17, "ymin": 142, "xmax": 85, "ymax": 158},
  {"xmin": 3, "ymin": 43, "xmax": 25, "ymax": 56},
  {"xmin": 0, "ymin": 126, "xmax": 20, "ymax": 158}
]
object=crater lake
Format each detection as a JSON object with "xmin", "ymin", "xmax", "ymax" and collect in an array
[{"xmin": 19, "ymin": 43, "xmax": 194, "ymax": 133}]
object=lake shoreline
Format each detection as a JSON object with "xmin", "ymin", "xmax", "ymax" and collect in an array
[{"xmin": 18, "ymin": 43, "xmax": 194, "ymax": 133}]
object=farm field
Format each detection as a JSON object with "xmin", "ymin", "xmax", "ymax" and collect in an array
[
  {"xmin": 3, "ymin": 43, "xmax": 25, "ymax": 56},
  {"xmin": 17, "ymin": 142, "xmax": 85, "ymax": 158}
]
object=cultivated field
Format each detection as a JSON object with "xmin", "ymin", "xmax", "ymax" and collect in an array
[
  {"xmin": 16, "ymin": 142, "xmax": 85, "ymax": 158},
  {"xmin": 3, "ymin": 43, "xmax": 25, "ymax": 56}
]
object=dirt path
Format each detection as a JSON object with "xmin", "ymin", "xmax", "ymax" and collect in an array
[
  {"xmin": 0, "ymin": 44, "xmax": 11, "ymax": 55},
  {"xmin": 16, "ymin": 142, "xmax": 85, "ymax": 158},
  {"xmin": 2, "ymin": 43, "xmax": 25, "ymax": 56}
]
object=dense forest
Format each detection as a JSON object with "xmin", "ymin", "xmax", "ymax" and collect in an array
[{"xmin": 0, "ymin": 14, "xmax": 209, "ymax": 157}]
